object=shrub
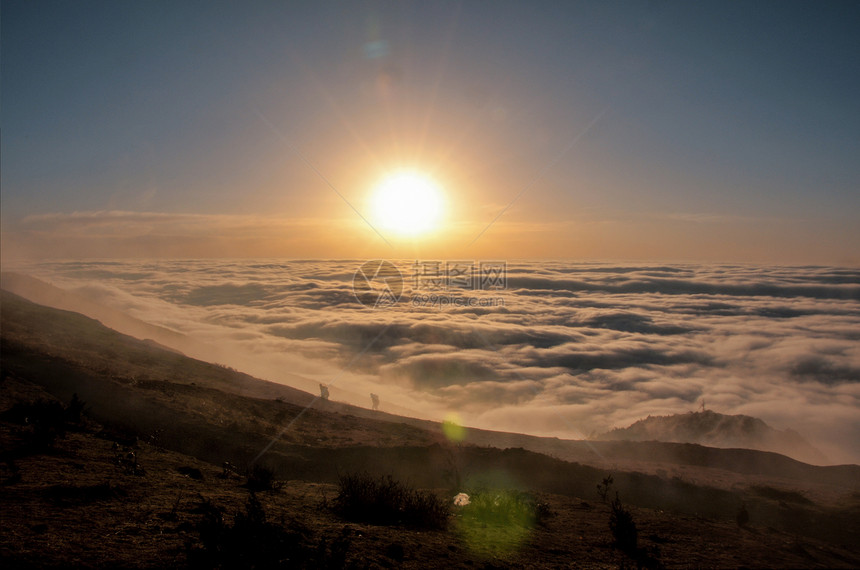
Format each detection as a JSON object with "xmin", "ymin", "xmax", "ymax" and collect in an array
[
  {"xmin": 609, "ymin": 492, "xmax": 638, "ymax": 553},
  {"xmin": 187, "ymin": 493, "xmax": 350, "ymax": 569},
  {"xmin": 245, "ymin": 463, "xmax": 280, "ymax": 492},
  {"xmin": 2, "ymin": 400, "xmax": 68, "ymax": 450},
  {"xmin": 596, "ymin": 474, "xmax": 613, "ymax": 503},
  {"xmin": 333, "ymin": 473, "xmax": 449, "ymax": 530},
  {"xmin": 65, "ymin": 393, "xmax": 87, "ymax": 424},
  {"xmin": 1, "ymin": 394, "xmax": 88, "ymax": 451}
]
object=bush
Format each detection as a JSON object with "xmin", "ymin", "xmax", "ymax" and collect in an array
[
  {"xmin": 187, "ymin": 493, "xmax": 350, "ymax": 569},
  {"xmin": 333, "ymin": 473, "xmax": 449, "ymax": 530},
  {"xmin": 2, "ymin": 400, "xmax": 69, "ymax": 450},
  {"xmin": 609, "ymin": 492, "xmax": 638, "ymax": 553},
  {"xmin": 245, "ymin": 463, "xmax": 280, "ymax": 492},
  {"xmin": 597, "ymin": 474, "xmax": 613, "ymax": 503},
  {"xmin": 1, "ymin": 394, "xmax": 88, "ymax": 451},
  {"xmin": 65, "ymin": 393, "xmax": 87, "ymax": 424}
]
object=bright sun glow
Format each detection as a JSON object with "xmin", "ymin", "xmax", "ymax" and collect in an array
[{"xmin": 370, "ymin": 171, "xmax": 444, "ymax": 237}]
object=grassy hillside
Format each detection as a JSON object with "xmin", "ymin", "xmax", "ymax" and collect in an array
[{"xmin": 3, "ymin": 374, "xmax": 859, "ymax": 569}]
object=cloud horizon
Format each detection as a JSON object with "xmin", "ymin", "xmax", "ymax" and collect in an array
[{"xmin": 4, "ymin": 209, "xmax": 859, "ymax": 265}]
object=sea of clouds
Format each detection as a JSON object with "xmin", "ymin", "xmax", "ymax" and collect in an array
[{"xmin": 14, "ymin": 259, "xmax": 860, "ymax": 464}]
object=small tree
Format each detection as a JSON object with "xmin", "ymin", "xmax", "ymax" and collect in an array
[
  {"xmin": 65, "ymin": 393, "xmax": 86, "ymax": 424},
  {"xmin": 596, "ymin": 474, "xmax": 613, "ymax": 503},
  {"xmin": 609, "ymin": 492, "xmax": 638, "ymax": 553}
]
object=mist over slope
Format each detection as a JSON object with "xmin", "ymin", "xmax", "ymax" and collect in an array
[
  {"xmin": 3, "ymin": 288, "xmax": 858, "ymax": 482},
  {"xmin": 0, "ymin": 271, "xmax": 317, "ymax": 396},
  {"xmin": 599, "ymin": 410, "xmax": 828, "ymax": 465},
  {"xmin": 4, "ymin": 260, "xmax": 860, "ymax": 464}
]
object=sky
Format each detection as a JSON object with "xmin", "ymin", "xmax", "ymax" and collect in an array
[{"xmin": 2, "ymin": 1, "xmax": 860, "ymax": 262}]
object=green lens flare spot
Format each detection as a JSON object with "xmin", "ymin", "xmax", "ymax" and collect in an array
[
  {"xmin": 454, "ymin": 489, "xmax": 539, "ymax": 558},
  {"xmin": 442, "ymin": 413, "xmax": 467, "ymax": 442}
]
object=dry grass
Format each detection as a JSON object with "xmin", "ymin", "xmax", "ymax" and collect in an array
[
  {"xmin": 2, "ymin": 416, "xmax": 859, "ymax": 568},
  {"xmin": 333, "ymin": 472, "xmax": 449, "ymax": 530}
]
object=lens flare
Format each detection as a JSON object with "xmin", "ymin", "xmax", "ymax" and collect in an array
[{"xmin": 442, "ymin": 412, "xmax": 467, "ymax": 442}]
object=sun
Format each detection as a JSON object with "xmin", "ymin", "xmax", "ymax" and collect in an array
[{"xmin": 370, "ymin": 170, "xmax": 444, "ymax": 237}]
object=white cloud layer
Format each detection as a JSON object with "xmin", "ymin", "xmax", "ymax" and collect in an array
[{"xmin": 10, "ymin": 259, "xmax": 860, "ymax": 464}]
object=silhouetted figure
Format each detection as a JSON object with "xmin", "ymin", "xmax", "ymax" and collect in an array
[
  {"xmin": 370, "ymin": 393, "xmax": 380, "ymax": 411},
  {"xmin": 319, "ymin": 383, "xmax": 329, "ymax": 401},
  {"xmin": 736, "ymin": 502, "xmax": 749, "ymax": 528}
]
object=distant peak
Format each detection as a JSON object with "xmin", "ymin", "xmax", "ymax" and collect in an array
[{"xmin": 599, "ymin": 410, "xmax": 828, "ymax": 465}]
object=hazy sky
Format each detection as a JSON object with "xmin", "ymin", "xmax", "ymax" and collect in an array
[{"xmin": 2, "ymin": 1, "xmax": 859, "ymax": 263}]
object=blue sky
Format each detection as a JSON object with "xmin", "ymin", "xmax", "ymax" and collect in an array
[{"xmin": 2, "ymin": 1, "xmax": 859, "ymax": 262}]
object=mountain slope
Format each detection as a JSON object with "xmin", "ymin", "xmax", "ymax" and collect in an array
[
  {"xmin": 4, "ymin": 377, "xmax": 858, "ymax": 569},
  {"xmin": 2, "ymin": 288, "xmax": 857, "ymax": 488}
]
